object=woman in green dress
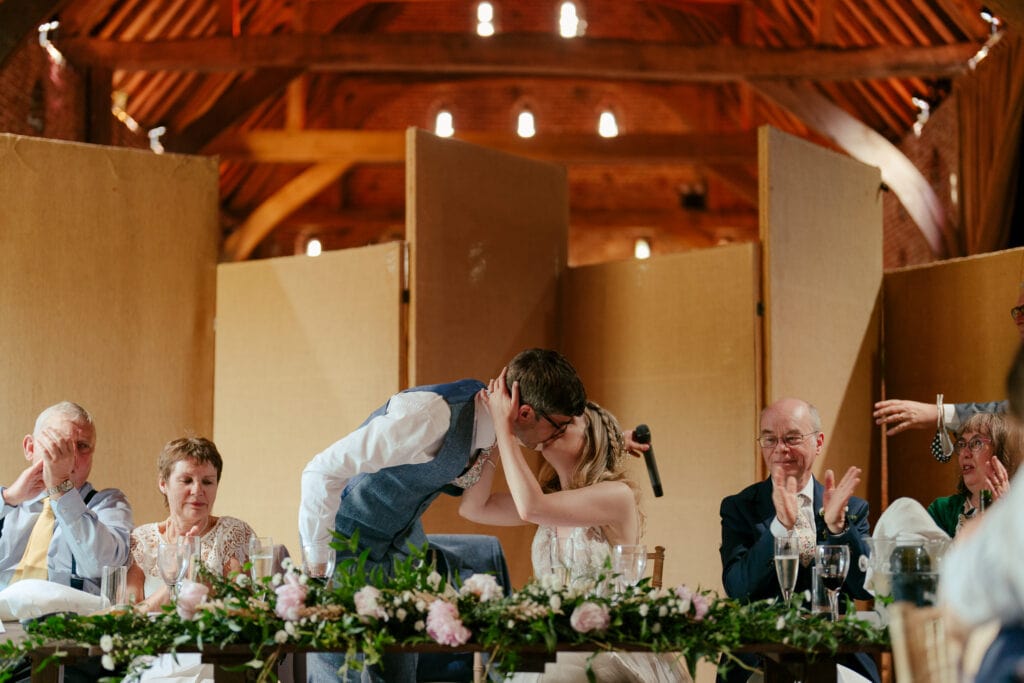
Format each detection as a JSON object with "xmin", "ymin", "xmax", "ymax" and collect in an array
[{"xmin": 927, "ymin": 412, "xmax": 1021, "ymax": 536}]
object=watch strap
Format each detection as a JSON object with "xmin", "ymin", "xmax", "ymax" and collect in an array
[{"xmin": 46, "ymin": 479, "xmax": 74, "ymax": 496}]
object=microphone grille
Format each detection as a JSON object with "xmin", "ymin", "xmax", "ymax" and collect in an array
[{"xmin": 634, "ymin": 423, "xmax": 651, "ymax": 444}]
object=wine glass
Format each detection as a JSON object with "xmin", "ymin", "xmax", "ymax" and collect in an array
[
  {"xmin": 612, "ymin": 544, "xmax": 647, "ymax": 594},
  {"xmin": 773, "ymin": 535, "xmax": 800, "ymax": 604},
  {"xmin": 302, "ymin": 544, "xmax": 336, "ymax": 585},
  {"xmin": 249, "ymin": 536, "xmax": 275, "ymax": 584},
  {"xmin": 157, "ymin": 542, "xmax": 188, "ymax": 600},
  {"xmin": 815, "ymin": 544, "xmax": 850, "ymax": 622}
]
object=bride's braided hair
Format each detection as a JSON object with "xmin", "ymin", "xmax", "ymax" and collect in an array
[{"xmin": 538, "ymin": 401, "xmax": 644, "ymax": 534}]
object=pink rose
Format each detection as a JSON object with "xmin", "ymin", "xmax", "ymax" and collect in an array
[
  {"xmin": 569, "ymin": 601, "xmax": 610, "ymax": 633},
  {"xmin": 176, "ymin": 580, "xmax": 209, "ymax": 620},
  {"xmin": 354, "ymin": 586, "xmax": 388, "ymax": 621},
  {"xmin": 460, "ymin": 573, "xmax": 502, "ymax": 602},
  {"xmin": 426, "ymin": 600, "xmax": 471, "ymax": 647},
  {"xmin": 692, "ymin": 592, "xmax": 709, "ymax": 621},
  {"xmin": 274, "ymin": 572, "xmax": 308, "ymax": 621}
]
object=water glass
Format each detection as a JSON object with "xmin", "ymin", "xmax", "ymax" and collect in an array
[
  {"xmin": 302, "ymin": 543, "xmax": 336, "ymax": 584},
  {"xmin": 773, "ymin": 535, "xmax": 800, "ymax": 604},
  {"xmin": 100, "ymin": 565, "xmax": 128, "ymax": 609},
  {"xmin": 249, "ymin": 536, "xmax": 275, "ymax": 583},
  {"xmin": 612, "ymin": 544, "xmax": 647, "ymax": 592}
]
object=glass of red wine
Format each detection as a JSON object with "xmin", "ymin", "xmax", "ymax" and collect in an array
[{"xmin": 815, "ymin": 544, "xmax": 850, "ymax": 622}]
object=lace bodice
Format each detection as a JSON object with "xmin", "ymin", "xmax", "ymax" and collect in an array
[
  {"xmin": 130, "ymin": 516, "xmax": 256, "ymax": 591},
  {"xmin": 531, "ymin": 525, "xmax": 611, "ymax": 582}
]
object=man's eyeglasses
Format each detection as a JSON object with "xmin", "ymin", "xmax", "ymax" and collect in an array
[
  {"xmin": 953, "ymin": 436, "xmax": 992, "ymax": 454},
  {"xmin": 537, "ymin": 411, "xmax": 571, "ymax": 442},
  {"xmin": 1011, "ymin": 305, "xmax": 1024, "ymax": 320},
  {"xmin": 757, "ymin": 431, "xmax": 817, "ymax": 450}
]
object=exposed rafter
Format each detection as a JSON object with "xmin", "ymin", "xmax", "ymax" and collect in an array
[
  {"xmin": 223, "ymin": 161, "xmax": 353, "ymax": 261},
  {"xmin": 56, "ymin": 33, "xmax": 981, "ymax": 81},
  {"xmin": 204, "ymin": 130, "xmax": 757, "ymax": 164}
]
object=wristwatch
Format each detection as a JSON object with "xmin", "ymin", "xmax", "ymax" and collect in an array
[{"xmin": 46, "ymin": 479, "xmax": 74, "ymax": 496}]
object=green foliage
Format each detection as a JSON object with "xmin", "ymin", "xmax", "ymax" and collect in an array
[{"xmin": 0, "ymin": 538, "xmax": 887, "ymax": 682}]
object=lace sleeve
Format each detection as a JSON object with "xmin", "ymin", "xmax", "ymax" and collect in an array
[
  {"xmin": 207, "ymin": 517, "xmax": 257, "ymax": 575},
  {"xmin": 130, "ymin": 524, "xmax": 163, "ymax": 578}
]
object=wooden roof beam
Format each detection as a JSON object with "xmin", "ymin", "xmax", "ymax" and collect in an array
[
  {"xmin": 275, "ymin": 205, "xmax": 757, "ymax": 234},
  {"xmin": 205, "ymin": 129, "xmax": 758, "ymax": 165},
  {"xmin": 56, "ymin": 33, "xmax": 981, "ymax": 81},
  {"xmin": 223, "ymin": 161, "xmax": 352, "ymax": 261}
]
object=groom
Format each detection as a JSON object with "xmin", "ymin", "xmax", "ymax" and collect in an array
[{"xmin": 298, "ymin": 348, "xmax": 588, "ymax": 682}]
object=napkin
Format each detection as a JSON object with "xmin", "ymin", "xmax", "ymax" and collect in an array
[{"xmin": 0, "ymin": 579, "xmax": 104, "ymax": 620}]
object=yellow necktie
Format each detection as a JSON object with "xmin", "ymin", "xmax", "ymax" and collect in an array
[{"xmin": 11, "ymin": 497, "xmax": 54, "ymax": 582}]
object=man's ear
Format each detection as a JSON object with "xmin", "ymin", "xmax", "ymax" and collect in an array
[
  {"xmin": 517, "ymin": 403, "xmax": 534, "ymax": 422},
  {"xmin": 22, "ymin": 435, "xmax": 34, "ymax": 461}
]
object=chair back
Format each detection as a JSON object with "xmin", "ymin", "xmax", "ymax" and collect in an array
[
  {"xmin": 647, "ymin": 545, "xmax": 665, "ymax": 588},
  {"xmin": 888, "ymin": 602, "xmax": 962, "ymax": 683}
]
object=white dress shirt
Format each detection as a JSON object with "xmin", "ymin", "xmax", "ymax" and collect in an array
[
  {"xmin": 0, "ymin": 483, "xmax": 133, "ymax": 594},
  {"xmin": 298, "ymin": 389, "xmax": 495, "ymax": 547}
]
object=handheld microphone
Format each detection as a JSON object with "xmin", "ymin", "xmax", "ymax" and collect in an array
[{"xmin": 633, "ymin": 424, "xmax": 663, "ymax": 497}]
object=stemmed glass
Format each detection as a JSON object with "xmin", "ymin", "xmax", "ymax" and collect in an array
[
  {"xmin": 815, "ymin": 544, "xmax": 850, "ymax": 622},
  {"xmin": 773, "ymin": 535, "xmax": 800, "ymax": 604},
  {"xmin": 612, "ymin": 544, "xmax": 647, "ymax": 594},
  {"xmin": 157, "ymin": 541, "xmax": 189, "ymax": 600},
  {"xmin": 249, "ymin": 536, "xmax": 274, "ymax": 584},
  {"xmin": 302, "ymin": 544, "xmax": 336, "ymax": 586}
]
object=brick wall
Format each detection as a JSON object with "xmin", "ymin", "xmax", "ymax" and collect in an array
[
  {"xmin": 0, "ymin": 33, "xmax": 86, "ymax": 141},
  {"xmin": 882, "ymin": 92, "xmax": 961, "ymax": 269}
]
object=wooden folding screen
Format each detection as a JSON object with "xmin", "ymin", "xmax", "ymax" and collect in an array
[
  {"xmin": 563, "ymin": 244, "xmax": 761, "ymax": 592},
  {"xmin": 883, "ymin": 248, "xmax": 1024, "ymax": 505},
  {"xmin": 0, "ymin": 134, "xmax": 217, "ymax": 527},
  {"xmin": 407, "ymin": 128, "xmax": 569, "ymax": 584},
  {"xmin": 214, "ymin": 245, "xmax": 404, "ymax": 555},
  {"xmin": 761, "ymin": 127, "xmax": 884, "ymax": 510}
]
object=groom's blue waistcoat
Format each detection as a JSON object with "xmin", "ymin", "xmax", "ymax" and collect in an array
[{"xmin": 335, "ymin": 378, "xmax": 485, "ymax": 568}]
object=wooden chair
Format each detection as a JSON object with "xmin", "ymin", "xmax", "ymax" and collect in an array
[
  {"xmin": 888, "ymin": 602, "xmax": 962, "ymax": 683},
  {"xmin": 647, "ymin": 545, "xmax": 665, "ymax": 588}
]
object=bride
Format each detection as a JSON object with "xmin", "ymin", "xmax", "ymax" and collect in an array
[{"xmin": 460, "ymin": 368, "xmax": 690, "ymax": 682}]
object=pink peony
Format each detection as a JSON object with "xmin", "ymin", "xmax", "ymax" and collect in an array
[
  {"xmin": 569, "ymin": 601, "xmax": 610, "ymax": 633},
  {"xmin": 274, "ymin": 572, "xmax": 308, "ymax": 621},
  {"xmin": 426, "ymin": 600, "xmax": 471, "ymax": 647},
  {"xmin": 354, "ymin": 586, "xmax": 388, "ymax": 621},
  {"xmin": 692, "ymin": 592, "xmax": 710, "ymax": 621},
  {"xmin": 176, "ymin": 580, "xmax": 209, "ymax": 620},
  {"xmin": 460, "ymin": 573, "xmax": 502, "ymax": 602}
]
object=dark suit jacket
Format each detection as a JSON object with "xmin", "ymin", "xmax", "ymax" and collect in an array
[
  {"xmin": 720, "ymin": 477, "xmax": 871, "ymax": 602},
  {"xmin": 717, "ymin": 477, "xmax": 879, "ymax": 683}
]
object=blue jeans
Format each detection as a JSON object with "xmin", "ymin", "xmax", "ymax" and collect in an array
[{"xmin": 307, "ymin": 652, "xmax": 417, "ymax": 683}]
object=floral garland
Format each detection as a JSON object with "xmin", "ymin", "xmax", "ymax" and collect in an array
[{"xmin": 0, "ymin": 536, "xmax": 887, "ymax": 682}]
